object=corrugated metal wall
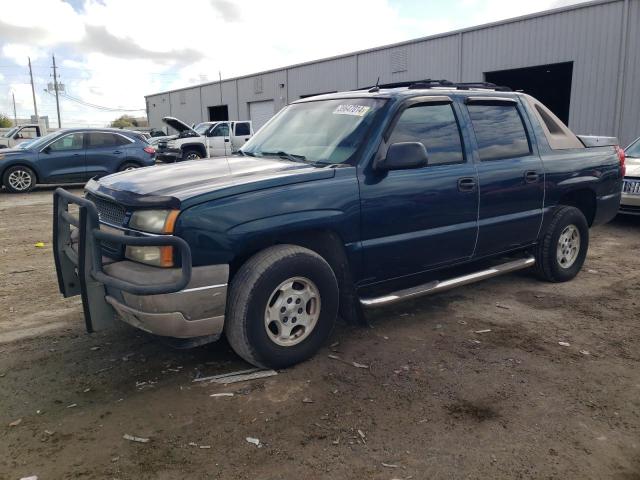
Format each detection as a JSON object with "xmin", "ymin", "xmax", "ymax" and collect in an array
[{"xmin": 146, "ymin": 0, "xmax": 638, "ymax": 144}]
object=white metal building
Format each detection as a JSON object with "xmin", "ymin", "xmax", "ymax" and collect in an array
[{"xmin": 145, "ymin": 0, "xmax": 639, "ymax": 145}]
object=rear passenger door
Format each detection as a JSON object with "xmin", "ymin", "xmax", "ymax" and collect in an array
[
  {"xmin": 359, "ymin": 98, "xmax": 479, "ymax": 282},
  {"xmin": 465, "ymin": 97, "xmax": 544, "ymax": 256},
  {"xmin": 232, "ymin": 122, "xmax": 252, "ymax": 151},
  {"xmin": 85, "ymin": 132, "xmax": 130, "ymax": 178}
]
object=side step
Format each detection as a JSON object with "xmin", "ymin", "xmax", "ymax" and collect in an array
[{"xmin": 360, "ymin": 255, "xmax": 535, "ymax": 308}]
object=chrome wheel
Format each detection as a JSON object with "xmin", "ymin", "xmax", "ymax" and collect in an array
[
  {"xmin": 264, "ymin": 276, "xmax": 321, "ymax": 347},
  {"xmin": 8, "ymin": 169, "xmax": 33, "ymax": 191},
  {"xmin": 124, "ymin": 165, "xmax": 137, "ymax": 171},
  {"xmin": 557, "ymin": 224, "xmax": 580, "ymax": 269},
  {"xmin": 185, "ymin": 152, "xmax": 201, "ymax": 160}
]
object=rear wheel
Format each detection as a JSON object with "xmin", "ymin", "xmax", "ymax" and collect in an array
[
  {"xmin": 3, "ymin": 165, "xmax": 36, "ymax": 193},
  {"xmin": 534, "ymin": 206, "xmax": 589, "ymax": 282},
  {"xmin": 118, "ymin": 162, "xmax": 140, "ymax": 172},
  {"xmin": 183, "ymin": 149, "xmax": 202, "ymax": 161},
  {"xmin": 225, "ymin": 245, "xmax": 339, "ymax": 368}
]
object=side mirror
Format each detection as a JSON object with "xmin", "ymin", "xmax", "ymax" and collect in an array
[
  {"xmin": 13, "ymin": 134, "xmax": 20, "ymax": 140},
  {"xmin": 378, "ymin": 142, "xmax": 428, "ymax": 171}
]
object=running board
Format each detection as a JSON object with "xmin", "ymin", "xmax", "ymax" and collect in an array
[{"xmin": 360, "ymin": 255, "xmax": 535, "ymax": 308}]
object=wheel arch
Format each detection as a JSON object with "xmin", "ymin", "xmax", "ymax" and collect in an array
[
  {"xmin": 180, "ymin": 143, "xmax": 206, "ymax": 157},
  {"xmin": 229, "ymin": 228, "xmax": 365, "ymax": 326},
  {"xmin": 1, "ymin": 161, "xmax": 40, "ymax": 184},
  {"xmin": 117, "ymin": 158, "xmax": 143, "ymax": 170},
  {"xmin": 556, "ymin": 188, "xmax": 597, "ymax": 226}
]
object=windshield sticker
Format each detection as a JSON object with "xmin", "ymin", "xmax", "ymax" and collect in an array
[{"xmin": 333, "ymin": 104, "xmax": 371, "ymax": 117}]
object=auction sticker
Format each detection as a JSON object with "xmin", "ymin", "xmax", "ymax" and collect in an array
[{"xmin": 333, "ymin": 104, "xmax": 371, "ymax": 116}]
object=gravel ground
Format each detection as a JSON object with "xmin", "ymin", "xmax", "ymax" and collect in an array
[{"xmin": 1, "ymin": 187, "xmax": 639, "ymax": 480}]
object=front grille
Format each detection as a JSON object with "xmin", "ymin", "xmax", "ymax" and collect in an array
[
  {"xmin": 85, "ymin": 193, "xmax": 127, "ymax": 257},
  {"xmin": 623, "ymin": 178, "xmax": 640, "ymax": 195},
  {"xmin": 86, "ymin": 193, "xmax": 126, "ymax": 226}
]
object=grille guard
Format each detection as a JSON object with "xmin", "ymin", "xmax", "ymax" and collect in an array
[{"xmin": 53, "ymin": 188, "xmax": 192, "ymax": 333}]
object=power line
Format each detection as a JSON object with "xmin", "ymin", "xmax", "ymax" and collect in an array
[{"xmin": 45, "ymin": 90, "xmax": 144, "ymax": 112}]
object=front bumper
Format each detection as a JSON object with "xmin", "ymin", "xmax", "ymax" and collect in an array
[
  {"xmin": 156, "ymin": 148, "xmax": 182, "ymax": 163},
  {"xmin": 53, "ymin": 188, "xmax": 228, "ymax": 340}
]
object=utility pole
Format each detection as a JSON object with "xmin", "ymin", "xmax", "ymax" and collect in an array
[
  {"xmin": 52, "ymin": 54, "xmax": 61, "ymax": 128},
  {"xmin": 28, "ymin": 57, "xmax": 39, "ymax": 127},
  {"xmin": 12, "ymin": 93, "xmax": 17, "ymax": 126}
]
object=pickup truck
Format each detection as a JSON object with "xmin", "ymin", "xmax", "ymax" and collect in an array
[
  {"xmin": 0, "ymin": 124, "xmax": 44, "ymax": 149},
  {"xmin": 155, "ymin": 117, "xmax": 253, "ymax": 162},
  {"xmin": 53, "ymin": 81, "xmax": 623, "ymax": 369}
]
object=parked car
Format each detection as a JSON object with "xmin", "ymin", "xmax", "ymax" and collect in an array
[
  {"xmin": 0, "ymin": 124, "xmax": 45, "ymax": 149},
  {"xmin": 1, "ymin": 128, "xmax": 156, "ymax": 193},
  {"xmin": 620, "ymin": 136, "xmax": 640, "ymax": 215},
  {"xmin": 53, "ymin": 81, "xmax": 623, "ymax": 368},
  {"xmin": 155, "ymin": 117, "xmax": 253, "ymax": 162}
]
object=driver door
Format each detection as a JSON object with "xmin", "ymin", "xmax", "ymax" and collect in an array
[
  {"xmin": 358, "ymin": 99, "xmax": 479, "ymax": 282},
  {"xmin": 38, "ymin": 132, "xmax": 86, "ymax": 183},
  {"xmin": 206, "ymin": 123, "xmax": 231, "ymax": 157}
]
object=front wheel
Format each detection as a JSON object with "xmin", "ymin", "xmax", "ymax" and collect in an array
[
  {"xmin": 3, "ymin": 165, "xmax": 36, "ymax": 193},
  {"xmin": 534, "ymin": 206, "xmax": 589, "ymax": 282},
  {"xmin": 225, "ymin": 245, "xmax": 339, "ymax": 369},
  {"xmin": 182, "ymin": 149, "xmax": 202, "ymax": 161}
]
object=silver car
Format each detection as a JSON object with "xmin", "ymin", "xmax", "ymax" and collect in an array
[{"xmin": 621, "ymin": 137, "xmax": 640, "ymax": 215}]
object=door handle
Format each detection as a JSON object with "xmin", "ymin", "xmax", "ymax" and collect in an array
[
  {"xmin": 113, "ymin": 150, "xmax": 122, "ymax": 154},
  {"xmin": 457, "ymin": 177, "xmax": 477, "ymax": 192},
  {"xmin": 524, "ymin": 171, "xmax": 539, "ymax": 183},
  {"xmin": 224, "ymin": 138, "xmax": 229, "ymax": 143}
]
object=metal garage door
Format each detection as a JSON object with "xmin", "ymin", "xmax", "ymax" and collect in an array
[{"xmin": 249, "ymin": 100, "xmax": 275, "ymax": 131}]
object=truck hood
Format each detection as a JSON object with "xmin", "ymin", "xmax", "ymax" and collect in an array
[
  {"xmin": 162, "ymin": 116, "xmax": 197, "ymax": 135},
  {"xmin": 626, "ymin": 157, "xmax": 640, "ymax": 178},
  {"xmin": 87, "ymin": 156, "xmax": 337, "ymax": 206}
]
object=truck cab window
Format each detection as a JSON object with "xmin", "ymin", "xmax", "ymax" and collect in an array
[
  {"xmin": 467, "ymin": 104, "xmax": 531, "ymax": 161},
  {"xmin": 387, "ymin": 103, "xmax": 464, "ymax": 166},
  {"xmin": 235, "ymin": 122, "xmax": 250, "ymax": 136}
]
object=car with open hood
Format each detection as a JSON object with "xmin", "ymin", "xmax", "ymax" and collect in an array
[
  {"xmin": 53, "ymin": 80, "xmax": 623, "ymax": 368},
  {"xmin": 155, "ymin": 117, "xmax": 253, "ymax": 162}
]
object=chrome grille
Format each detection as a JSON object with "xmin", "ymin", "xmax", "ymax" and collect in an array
[
  {"xmin": 623, "ymin": 179, "xmax": 640, "ymax": 195},
  {"xmin": 86, "ymin": 193, "xmax": 126, "ymax": 226}
]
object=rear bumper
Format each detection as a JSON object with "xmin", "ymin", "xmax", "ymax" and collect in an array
[
  {"xmin": 53, "ymin": 188, "xmax": 228, "ymax": 340},
  {"xmin": 620, "ymin": 191, "xmax": 640, "ymax": 215}
]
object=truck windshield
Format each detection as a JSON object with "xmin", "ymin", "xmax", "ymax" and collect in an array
[
  {"xmin": 627, "ymin": 137, "xmax": 640, "ymax": 158},
  {"xmin": 194, "ymin": 122, "xmax": 214, "ymax": 135},
  {"xmin": 3, "ymin": 127, "xmax": 18, "ymax": 138},
  {"xmin": 241, "ymin": 98, "xmax": 385, "ymax": 165}
]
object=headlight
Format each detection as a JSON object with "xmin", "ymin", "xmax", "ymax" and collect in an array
[
  {"xmin": 167, "ymin": 141, "xmax": 177, "ymax": 148},
  {"xmin": 126, "ymin": 209, "xmax": 180, "ymax": 267},
  {"xmin": 129, "ymin": 209, "xmax": 179, "ymax": 234},
  {"xmin": 125, "ymin": 245, "xmax": 174, "ymax": 267}
]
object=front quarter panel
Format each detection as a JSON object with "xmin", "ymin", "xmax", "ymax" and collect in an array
[{"xmin": 175, "ymin": 167, "xmax": 362, "ymax": 276}]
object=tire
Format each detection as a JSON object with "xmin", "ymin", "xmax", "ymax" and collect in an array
[
  {"xmin": 3, "ymin": 165, "xmax": 36, "ymax": 193},
  {"xmin": 534, "ymin": 206, "xmax": 589, "ymax": 282},
  {"xmin": 182, "ymin": 149, "xmax": 202, "ymax": 161},
  {"xmin": 225, "ymin": 245, "xmax": 339, "ymax": 369},
  {"xmin": 118, "ymin": 162, "xmax": 140, "ymax": 172}
]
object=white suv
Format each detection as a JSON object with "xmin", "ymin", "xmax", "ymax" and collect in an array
[{"xmin": 155, "ymin": 117, "xmax": 253, "ymax": 162}]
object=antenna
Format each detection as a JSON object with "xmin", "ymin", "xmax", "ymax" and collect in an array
[{"xmin": 368, "ymin": 76, "xmax": 381, "ymax": 93}]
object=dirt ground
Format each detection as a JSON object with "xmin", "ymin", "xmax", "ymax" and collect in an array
[{"xmin": 1, "ymin": 187, "xmax": 639, "ymax": 480}]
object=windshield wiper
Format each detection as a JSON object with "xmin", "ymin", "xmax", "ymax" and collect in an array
[{"xmin": 260, "ymin": 151, "xmax": 307, "ymax": 163}]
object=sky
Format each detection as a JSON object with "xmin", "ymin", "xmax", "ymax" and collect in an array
[{"xmin": 0, "ymin": 0, "xmax": 587, "ymax": 127}]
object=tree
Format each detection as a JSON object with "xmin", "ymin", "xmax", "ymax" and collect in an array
[
  {"xmin": 0, "ymin": 113, "xmax": 12, "ymax": 128},
  {"xmin": 110, "ymin": 115, "xmax": 139, "ymax": 129}
]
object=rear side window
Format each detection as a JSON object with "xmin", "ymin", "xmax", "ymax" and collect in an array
[
  {"xmin": 235, "ymin": 122, "xmax": 251, "ymax": 136},
  {"xmin": 88, "ymin": 132, "xmax": 129, "ymax": 147},
  {"xmin": 467, "ymin": 104, "xmax": 531, "ymax": 161},
  {"xmin": 387, "ymin": 103, "xmax": 464, "ymax": 166}
]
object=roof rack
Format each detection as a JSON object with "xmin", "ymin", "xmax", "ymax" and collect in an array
[{"xmin": 363, "ymin": 79, "xmax": 511, "ymax": 93}]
